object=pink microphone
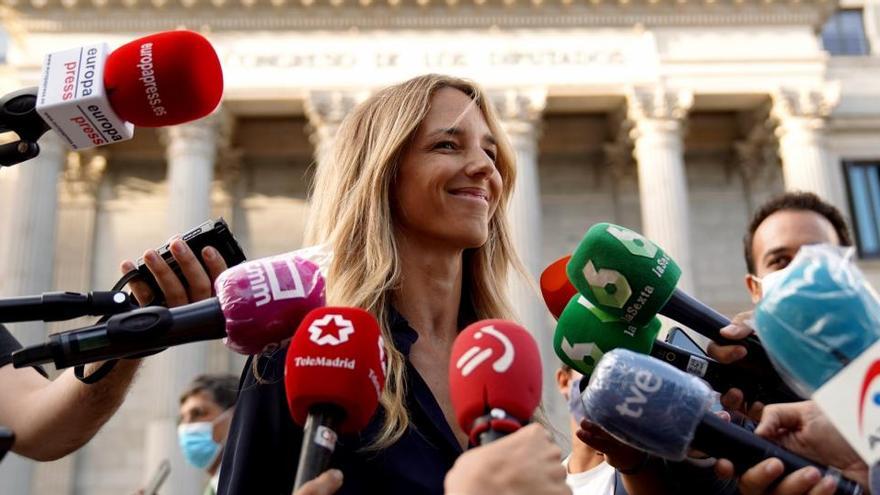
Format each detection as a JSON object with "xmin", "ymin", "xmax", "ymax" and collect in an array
[
  {"xmin": 11, "ymin": 251, "xmax": 326, "ymax": 369},
  {"xmin": 216, "ymin": 252, "xmax": 326, "ymax": 354}
]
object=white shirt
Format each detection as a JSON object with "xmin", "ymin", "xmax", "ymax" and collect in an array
[{"xmin": 562, "ymin": 455, "xmax": 617, "ymax": 495}]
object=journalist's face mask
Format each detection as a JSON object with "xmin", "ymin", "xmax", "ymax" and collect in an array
[
  {"xmin": 751, "ymin": 264, "xmax": 794, "ymax": 301},
  {"xmin": 567, "ymin": 376, "xmax": 587, "ymax": 423},
  {"xmin": 177, "ymin": 421, "xmax": 222, "ymax": 469}
]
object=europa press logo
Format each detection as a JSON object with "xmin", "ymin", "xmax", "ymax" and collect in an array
[
  {"xmin": 455, "ymin": 325, "xmax": 514, "ymax": 377},
  {"xmin": 858, "ymin": 359, "xmax": 880, "ymax": 439},
  {"xmin": 308, "ymin": 314, "xmax": 355, "ymax": 346}
]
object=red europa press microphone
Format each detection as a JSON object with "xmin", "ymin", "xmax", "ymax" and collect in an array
[
  {"xmin": 285, "ymin": 307, "xmax": 387, "ymax": 490},
  {"xmin": 33, "ymin": 30, "xmax": 223, "ymax": 150},
  {"xmin": 449, "ymin": 319, "xmax": 542, "ymax": 446},
  {"xmin": 540, "ymin": 254, "xmax": 577, "ymax": 320}
]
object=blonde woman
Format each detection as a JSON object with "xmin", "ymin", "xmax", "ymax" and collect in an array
[
  {"xmin": 121, "ymin": 74, "xmax": 556, "ymax": 495},
  {"xmin": 217, "ymin": 74, "xmax": 550, "ymax": 495}
]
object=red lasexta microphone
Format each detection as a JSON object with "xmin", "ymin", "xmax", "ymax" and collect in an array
[
  {"xmin": 540, "ymin": 254, "xmax": 577, "ymax": 320},
  {"xmin": 284, "ymin": 307, "xmax": 387, "ymax": 490},
  {"xmin": 449, "ymin": 319, "xmax": 542, "ymax": 445},
  {"xmin": 103, "ymin": 30, "xmax": 223, "ymax": 127}
]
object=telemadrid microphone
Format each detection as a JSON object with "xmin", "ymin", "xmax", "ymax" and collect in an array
[
  {"xmin": 11, "ymin": 253, "xmax": 325, "ymax": 368},
  {"xmin": 449, "ymin": 319, "xmax": 542, "ymax": 445},
  {"xmin": 284, "ymin": 307, "xmax": 386, "ymax": 490},
  {"xmin": 0, "ymin": 30, "xmax": 223, "ymax": 165},
  {"xmin": 554, "ymin": 293, "xmax": 800, "ymax": 403},
  {"xmin": 566, "ymin": 223, "xmax": 776, "ymax": 375},
  {"xmin": 581, "ymin": 349, "xmax": 864, "ymax": 495}
]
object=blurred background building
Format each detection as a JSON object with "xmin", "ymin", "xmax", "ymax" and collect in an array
[{"xmin": 0, "ymin": 0, "xmax": 879, "ymax": 493}]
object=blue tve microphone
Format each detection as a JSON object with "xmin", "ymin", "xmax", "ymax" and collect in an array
[{"xmin": 581, "ymin": 349, "xmax": 864, "ymax": 495}]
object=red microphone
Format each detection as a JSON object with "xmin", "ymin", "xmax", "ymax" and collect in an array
[
  {"xmin": 540, "ymin": 255, "xmax": 577, "ymax": 320},
  {"xmin": 103, "ymin": 30, "xmax": 223, "ymax": 127},
  {"xmin": 28, "ymin": 30, "xmax": 222, "ymax": 153},
  {"xmin": 284, "ymin": 307, "xmax": 386, "ymax": 489},
  {"xmin": 449, "ymin": 319, "xmax": 542, "ymax": 445}
]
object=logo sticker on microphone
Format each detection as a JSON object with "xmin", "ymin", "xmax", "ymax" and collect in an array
[
  {"xmin": 858, "ymin": 359, "xmax": 880, "ymax": 441},
  {"xmin": 308, "ymin": 314, "xmax": 355, "ymax": 346},
  {"xmin": 561, "ymin": 337, "xmax": 604, "ymax": 373},
  {"xmin": 583, "ymin": 261, "xmax": 632, "ymax": 309},
  {"xmin": 247, "ymin": 258, "xmax": 307, "ymax": 307},
  {"xmin": 606, "ymin": 225, "xmax": 658, "ymax": 259},
  {"xmin": 455, "ymin": 325, "xmax": 514, "ymax": 377}
]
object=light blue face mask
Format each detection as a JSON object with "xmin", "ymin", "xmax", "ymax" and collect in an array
[
  {"xmin": 567, "ymin": 376, "xmax": 587, "ymax": 423},
  {"xmin": 177, "ymin": 421, "xmax": 222, "ymax": 469}
]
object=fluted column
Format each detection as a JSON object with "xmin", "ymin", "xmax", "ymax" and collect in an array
[
  {"xmin": 0, "ymin": 131, "xmax": 66, "ymax": 495},
  {"xmin": 145, "ymin": 110, "xmax": 230, "ymax": 495},
  {"xmin": 304, "ymin": 91, "xmax": 369, "ymax": 167},
  {"xmin": 627, "ymin": 86, "xmax": 695, "ymax": 292},
  {"xmin": 492, "ymin": 89, "xmax": 565, "ymax": 431},
  {"xmin": 771, "ymin": 86, "xmax": 845, "ymax": 212},
  {"xmin": 29, "ymin": 150, "xmax": 108, "ymax": 495}
]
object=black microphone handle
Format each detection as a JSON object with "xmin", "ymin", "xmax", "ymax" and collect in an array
[
  {"xmin": 477, "ymin": 428, "xmax": 509, "ymax": 445},
  {"xmin": 661, "ymin": 289, "xmax": 753, "ymax": 347},
  {"xmin": 0, "ymin": 291, "xmax": 134, "ymax": 322},
  {"xmin": 693, "ymin": 414, "xmax": 863, "ymax": 495},
  {"xmin": 661, "ymin": 289, "xmax": 787, "ymax": 380},
  {"xmin": 649, "ymin": 341, "xmax": 801, "ymax": 404},
  {"xmin": 12, "ymin": 298, "xmax": 226, "ymax": 369},
  {"xmin": 0, "ymin": 295, "xmax": 44, "ymax": 322},
  {"xmin": 294, "ymin": 404, "xmax": 345, "ymax": 491}
]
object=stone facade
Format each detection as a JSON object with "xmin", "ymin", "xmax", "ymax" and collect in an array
[{"xmin": 1, "ymin": 0, "xmax": 880, "ymax": 493}]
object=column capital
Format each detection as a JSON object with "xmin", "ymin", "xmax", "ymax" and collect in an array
[
  {"xmin": 61, "ymin": 149, "xmax": 107, "ymax": 200},
  {"xmin": 626, "ymin": 85, "xmax": 694, "ymax": 122},
  {"xmin": 304, "ymin": 90, "xmax": 370, "ymax": 163},
  {"xmin": 603, "ymin": 108, "xmax": 636, "ymax": 179},
  {"xmin": 733, "ymin": 105, "xmax": 780, "ymax": 184},
  {"xmin": 160, "ymin": 107, "xmax": 234, "ymax": 155},
  {"xmin": 771, "ymin": 84, "xmax": 840, "ymax": 122},
  {"xmin": 489, "ymin": 88, "xmax": 547, "ymax": 123},
  {"xmin": 489, "ymin": 88, "xmax": 547, "ymax": 145},
  {"xmin": 304, "ymin": 90, "xmax": 370, "ymax": 129}
]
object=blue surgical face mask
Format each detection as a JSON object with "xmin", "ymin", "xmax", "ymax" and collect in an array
[
  {"xmin": 567, "ymin": 376, "xmax": 587, "ymax": 423},
  {"xmin": 178, "ymin": 421, "xmax": 221, "ymax": 469}
]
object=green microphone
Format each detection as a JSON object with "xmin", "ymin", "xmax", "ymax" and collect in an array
[
  {"xmin": 553, "ymin": 293, "xmax": 661, "ymax": 377},
  {"xmin": 565, "ymin": 223, "xmax": 797, "ymax": 400},
  {"xmin": 567, "ymin": 222, "xmax": 680, "ymax": 328},
  {"xmin": 567, "ymin": 223, "xmax": 759, "ymax": 348}
]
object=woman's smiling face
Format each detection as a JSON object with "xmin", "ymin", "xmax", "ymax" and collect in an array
[{"xmin": 394, "ymin": 87, "xmax": 503, "ymax": 250}]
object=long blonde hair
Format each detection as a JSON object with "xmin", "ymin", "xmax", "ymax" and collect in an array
[{"xmin": 305, "ymin": 74, "xmax": 521, "ymax": 449}]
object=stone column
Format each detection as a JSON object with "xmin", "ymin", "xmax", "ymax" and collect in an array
[
  {"xmin": 626, "ymin": 86, "xmax": 696, "ymax": 292},
  {"xmin": 144, "ymin": 110, "xmax": 230, "ymax": 495},
  {"xmin": 30, "ymin": 150, "xmax": 108, "ymax": 495},
  {"xmin": 304, "ymin": 91, "xmax": 369, "ymax": 167},
  {"xmin": 733, "ymin": 106, "xmax": 781, "ymax": 214},
  {"xmin": 492, "ymin": 89, "xmax": 566, "ymax": 433},
  {"xmin": 0, "ymin": 132, "xmax": 66, "ymax": 495},
  {"xmin": 771, "ymin": 86, "xmax": 846, "ymax": 212}
]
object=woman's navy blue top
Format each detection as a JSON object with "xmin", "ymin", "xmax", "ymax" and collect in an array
[{"xmin": 217, "ymin": 309, "xmax": 464, "ymax": 495}]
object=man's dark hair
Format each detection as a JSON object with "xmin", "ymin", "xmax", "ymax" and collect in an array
[
  {"xmin": 743, "ymin": 191, "xmax": 852, "ymax": 274},
  {"xmin": 179, "ymin": 374, "xmax": 239, "ymax": 410}
]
